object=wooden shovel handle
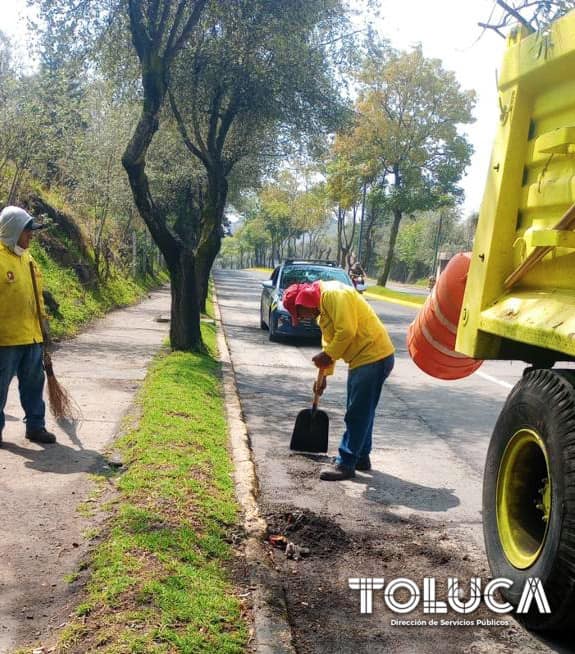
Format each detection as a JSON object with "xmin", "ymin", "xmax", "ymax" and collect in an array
[
  {"xmin": 312, "ymin": 369, "xmax": 325, "ymax": 410},
  {"xmin": 29, "ymin": 261, "xmax": 47, "ymax": 342}
]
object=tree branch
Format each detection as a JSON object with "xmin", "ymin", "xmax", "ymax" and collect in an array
[
  {"xmin": 168, "ymin": 88, "xmax": 210, "ymax": 167},
  {"xmin": 149, "ymin": 0, "xmax": 161, "ymax": 41},
  {"xmin": 127, "ymin": 0, "xmax": 152, "ymax": 61},
  {"xmin": 495, "ymin": 0, "xmax": 536, "ymax": 33},
  {"xmin": 166, "ymin": 0, "xmax": 209, "ymax": 62},
  {"xmin": 478, "ymin": 21, "xmax": 507, "ymax": 38}
]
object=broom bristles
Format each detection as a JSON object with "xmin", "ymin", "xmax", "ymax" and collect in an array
[
  {"xmin": 43, "ymin": 352, "xmax": 81, "ymax": 421},
  {"xmin": 46, "ymin": 374, "xmax": 79, "ymax": 420}
]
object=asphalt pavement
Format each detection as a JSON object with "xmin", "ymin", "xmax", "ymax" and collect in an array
[
  {"xmin": 214, "ymin": 268, "xmax": 566, "ymax": 654},
  {"xmin": 216, "ymin": 268, "xmax": 522, "ymax": 545}
]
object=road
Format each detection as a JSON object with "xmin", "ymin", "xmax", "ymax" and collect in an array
[{"xmin": 215, "ymin": 268, "xmax": 568, "ymax": 654}]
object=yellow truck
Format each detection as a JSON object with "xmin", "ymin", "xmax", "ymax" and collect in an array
[{"xmin": 458, "ymin": 9, "xmax": 575, "ymax": 632}]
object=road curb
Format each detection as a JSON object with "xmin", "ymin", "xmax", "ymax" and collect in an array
[{"xmin": 213, "ymin": 287, "xmax": 296, "ymax": 654}]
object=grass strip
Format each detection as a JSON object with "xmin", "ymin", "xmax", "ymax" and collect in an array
[
  {"xmin": 365, "ymin": 285, "xmax": 426, "ymax": 306},
  {"xmin": 55, "ymin": 322, "xmax": 248, "ymax": 653}
]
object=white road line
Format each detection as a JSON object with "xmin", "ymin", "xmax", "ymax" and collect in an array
[{"xmin": 475, "ymin": 371, "xmax": 514, "ymax": 390}]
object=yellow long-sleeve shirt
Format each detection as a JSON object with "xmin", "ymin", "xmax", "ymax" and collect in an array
[
  {"xmin": 318, "ymin": 280, "xmax": 394, "ymax": 373},
  {"xmin": 0, "ymin": 242, "xmax": 45, "ymax": 346}
]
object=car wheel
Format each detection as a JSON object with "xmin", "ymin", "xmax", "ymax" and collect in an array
[
  {"xmin": 268, "ymin": 312, "xmax": 280, "ymax": 342},
  {"xmin": 483, "ymin": 368, "xmax": 575, "ymax": 631}
]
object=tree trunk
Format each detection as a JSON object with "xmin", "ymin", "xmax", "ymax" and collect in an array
[
  {"xmin": 377, "ymin": 209, "xmax": 402, "ymax": 287},
  {"xmin": 196, "ymin": 229, "xmax": 221, "ymax": 313},
  {"xmin": 196, "ymin": 172, "xmax": 227, "ymax": 313},
  {"xmin": 169, "ymin": 251, "xmax": 203, "ymax": 351},
  {"xmin": 123, "ymin": 107, "xmax": 204, "ymax": 351}
]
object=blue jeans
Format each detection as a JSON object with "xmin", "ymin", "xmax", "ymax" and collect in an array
[
  {"xmin": 336, "ymin": 354, "xmax": 394, "ymax": 469},
  {"xmin": 0, "ymin": 344, "xmax": 46, "ymax": 433}
]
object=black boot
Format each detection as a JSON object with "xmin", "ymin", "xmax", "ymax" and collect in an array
[
  {"xmin": 356, "ymin": 455, "xmax": 372, "ymax": 471},
  {"xmin": 26, "ymin": 427, "xmax": 56, "ymax": 444},
  {"xmin": 319, "ymin": 463, "xmax": 355, "ymax": 481}
]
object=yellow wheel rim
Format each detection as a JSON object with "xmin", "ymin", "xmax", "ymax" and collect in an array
[{"xmin": 496, "ymin": 428, "xmax": 551, "ymax": 569}]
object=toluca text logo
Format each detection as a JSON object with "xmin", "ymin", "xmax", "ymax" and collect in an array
[{"xmin": 348, "ymin": 577, "xmax": 551, "ymax": 615}]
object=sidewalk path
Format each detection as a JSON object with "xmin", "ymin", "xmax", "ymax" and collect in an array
[{"xmin": 0, "ymin": 287, "xmax": 170, "ymax": 654}]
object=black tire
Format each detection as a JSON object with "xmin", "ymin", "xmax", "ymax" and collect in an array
[
  {"xmin": 483, "ymin": 368, "xmax": 575, "ymax": 632},
  {"xmin": 268, "ymin": 311, "xmax": 280, "ymax": 342}
]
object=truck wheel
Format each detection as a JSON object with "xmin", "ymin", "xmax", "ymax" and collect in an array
[{"xmin": 483, "ymin": 368, "xmax": 575, "ymax": 631}]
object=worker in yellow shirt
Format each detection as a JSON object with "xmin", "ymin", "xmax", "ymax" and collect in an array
[
  {"xmin": 0, "ymin": 206, "xmax": 56, "ymax": 446},
  {"xmin": 283, "ymin": 280, "xmax": 394, "ymax": 481}
]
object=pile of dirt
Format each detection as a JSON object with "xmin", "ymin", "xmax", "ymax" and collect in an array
[
  {"xmin": 265, "ymin": 509, "xmax": 350, "ymax": 557},
  {"xmin": 263, "ymin": 507, "xmax": 550, "ymax": 654}
]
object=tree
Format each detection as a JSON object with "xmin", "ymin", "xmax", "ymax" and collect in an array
[
  {"xmin": 392, "ymin": 207, "xmax": 470, "ymax": 282},
  {"xmin": 349, "ymin": 44, "xmax": 475, "ymax": 286},
  {"xmin": 68, "ymin": 81, "xmax": 140, "ymax": 280},
  {"xmin": 291, "ymin": 183, "xmax": 332, "ymax": 260},
  {"xmin": 165, "ymin": 0, "xmax": 351, "ymax": 315},
  {"xmin": 30, "ymin": 0, "xmax": 353, "ymax": 351}
]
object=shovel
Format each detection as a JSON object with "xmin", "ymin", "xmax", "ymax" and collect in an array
[{"xmin": 290, "ymin": 369, "xmax": 329, "ymax": 453}]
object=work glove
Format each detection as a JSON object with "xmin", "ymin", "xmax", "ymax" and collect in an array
[{"xmin": 312, "ymin": 351, "xmax": 333, "ymax": 369}]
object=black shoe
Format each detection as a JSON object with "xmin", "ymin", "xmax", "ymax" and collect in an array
[
  {"xmin": 320, "ymin": 463, "xmax": 355, "ymax": 481},
  {"xmin": 26, "ymin": 428, "xmax": 56, "ymax": 444},
  {"xmin": 356, "ymin": 455, "xmax": 372, "ymax": 471}
]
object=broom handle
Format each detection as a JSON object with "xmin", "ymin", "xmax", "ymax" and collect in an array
[
  {"xmin": 504, "ymin": 201, "xmax": 575, "ymax": 289},
  {"xmin": 312, "ymin": 369, "xmax": 325, "ymax": 410},
  {"xmin": 29, "ymin": 261, "xmax": 48, "ymax": 343}
]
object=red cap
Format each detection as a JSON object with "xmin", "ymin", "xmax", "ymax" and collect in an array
[{"xmin": 282, "ymin": 282, "xmax": 321, "ymax": 326}]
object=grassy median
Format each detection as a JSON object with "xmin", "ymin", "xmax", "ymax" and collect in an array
[{"xmin": 55, "ymin": 322, "xmax": 248, "ymax": 654}]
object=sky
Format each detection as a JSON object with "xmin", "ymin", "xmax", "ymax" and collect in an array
[
  {"xmin": 1, "ymin": 0, "xmax": 508, "ymax": 216},
  {"xmin": 373, "ymin": 0, "xmax": 508, "ymax": 216}
]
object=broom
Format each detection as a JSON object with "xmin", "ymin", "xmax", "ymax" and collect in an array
[{"xmin": 29, "ymin": 261, "xmax": 78, "ymax": 421}]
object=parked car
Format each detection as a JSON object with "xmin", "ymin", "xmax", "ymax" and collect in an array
[{"xmin": 260, "ymin": 259, "xmax": 354, "ymax": 341}]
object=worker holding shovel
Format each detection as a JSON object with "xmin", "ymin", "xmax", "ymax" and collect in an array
[
  {"xmin": 0, "ymin": 206, "xmax": 56, "ymax": 446},
  {"xmin": 283, "ymin": 281, "xmax": 394, "ymax": 481}
]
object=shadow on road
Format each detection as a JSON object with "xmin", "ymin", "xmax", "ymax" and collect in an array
[
  {"xmin": 353, "ymin": 468, "xmax": 460, "ymax": 512},
  {"xmin": 290, "ymin": 452, "xmax": 459, "ymax": 512},
  {"xmin": 0, "ymin": 440, "xmax": 112, "ymax": 475}
]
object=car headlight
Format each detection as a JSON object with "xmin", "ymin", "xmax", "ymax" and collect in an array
[{"xmin": 276, "ymin": 312, "xmax": 292, "ymax": 328}]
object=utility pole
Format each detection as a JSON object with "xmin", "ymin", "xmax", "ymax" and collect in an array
[
  {"xmin": 432, "ymin": 210, "xmax": 444, "ymax": 277},
  {"xmin": 357, "ymin": 182, "xmax": 367, "ymax": 263}
]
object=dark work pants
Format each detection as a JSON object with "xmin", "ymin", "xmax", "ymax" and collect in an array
[
  {"xmin": 0, "ymin": 344, "xmax": 46, "ymax": 433},
  {"xmin": 336, "ymin": 354, "xmax": 394, "ymax": 469}
]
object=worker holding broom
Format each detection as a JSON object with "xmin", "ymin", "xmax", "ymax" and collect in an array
[
  {"xmin": 0, "ymin": 206, "xmax": 56, "ymax": 446},
  {"xmin": 283, "ymin": 281, "xmax": 394, "ymax": 481}
]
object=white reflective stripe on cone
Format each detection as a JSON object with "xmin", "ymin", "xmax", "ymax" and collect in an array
[
  {"xmin": 420, "ymin": 323, "xmax": 468, "ymax": 359},
  {"xmin": 429, "ymin": 287, "xmax": 458, "ymax": 335}
]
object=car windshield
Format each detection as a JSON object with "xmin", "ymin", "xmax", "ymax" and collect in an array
[{"xmin": 279, "ymin": 265, "xmax": 352, "ymax": 289}]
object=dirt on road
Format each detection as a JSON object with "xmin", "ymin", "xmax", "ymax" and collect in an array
[{"xmin": 264, "ymin": 500, "xmax": 548, "ymax": 654}]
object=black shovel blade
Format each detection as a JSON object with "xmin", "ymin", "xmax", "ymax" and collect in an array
[{"xmin": 290, "ymin": 407, "xmax": 329, "ymax": 453}]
